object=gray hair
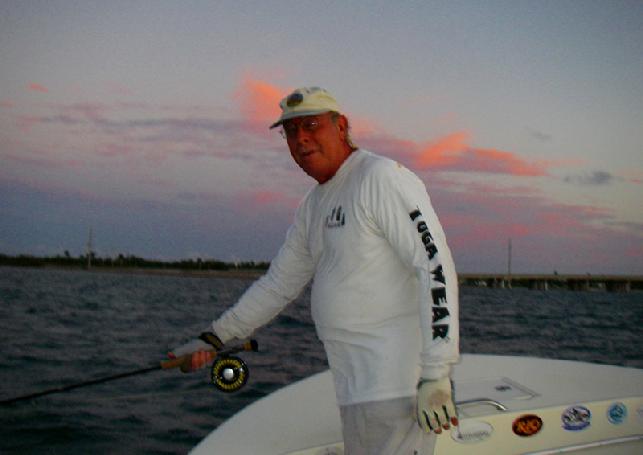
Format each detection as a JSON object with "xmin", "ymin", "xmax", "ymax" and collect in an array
[{"xmin": 330, "ymin": 111, "xmax": 358, "ymax": 150}]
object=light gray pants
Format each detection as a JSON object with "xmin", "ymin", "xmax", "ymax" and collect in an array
[{"xmin": 339, "ymin": 396, "xmax": 436, "ymax": 455}]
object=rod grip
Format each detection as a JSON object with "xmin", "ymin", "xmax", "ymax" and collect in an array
[{"xmin": 160, "ymin": 354, "xmax": 201, "ymax": 370}]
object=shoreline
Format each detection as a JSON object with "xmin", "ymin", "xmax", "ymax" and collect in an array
[
  {"xmin": 81, "ymin": 266, "xmax": 266, "ymax": 280},
  {"xmin": 4, "ymin": 264, "xmax": 642, "ymax": 291},
  {"xmin": 1, "ymin": 264, "xmax": 267, "ymax": 281},
  {"xmin": 93, "ymin": 267, "xmax": 266, "ymax": 280}
]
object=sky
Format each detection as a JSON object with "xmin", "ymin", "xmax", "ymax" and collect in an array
[{"xmin": 1, "ymin": 0, "xmax": 642, "ymax": 274}]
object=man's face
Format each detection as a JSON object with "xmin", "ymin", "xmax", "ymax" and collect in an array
[{"xmin": 283, "ymin": 113, "xmax": 351, "ymax": 184}]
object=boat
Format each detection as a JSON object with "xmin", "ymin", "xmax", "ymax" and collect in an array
[{"xmin": 190, "ymin": 354, "xmax": 643, "ymax": 454}]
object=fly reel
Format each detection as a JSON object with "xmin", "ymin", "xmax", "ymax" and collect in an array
[{"xmin": 210, "ymin": 356, "xmax": 249, "ymax": 393}]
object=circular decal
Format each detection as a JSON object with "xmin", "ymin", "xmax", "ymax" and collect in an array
[
  {"xmin": 512, "ymin": 414, "xmax": 543, "ymax": 437},
  {"xmin": 607, "ymin": 402, "xmax": 627, "ymax": 425},
  {"xmin": 451, "ymin": 420, "xmax": 494, "ymax": 444},
  {"xmin": 561, "ymin": 405, "xmax": 591, "ymax": 431}
]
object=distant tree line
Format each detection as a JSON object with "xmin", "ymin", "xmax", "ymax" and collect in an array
[{"xmin": 0, "ymin": 252, "xmax": 270, "ymax": 271}]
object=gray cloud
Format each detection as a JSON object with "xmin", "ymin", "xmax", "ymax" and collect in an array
[
  {"xmin": 526, "ymin": 127, "xmax": 553, "ymax": 143},
  {"xmin": 606, "ymin": 221, "xmax": 643, "ymax": 236},
  {"xmin": 564, "ymin": 170, "xmax": 616, "ymax": 186}
]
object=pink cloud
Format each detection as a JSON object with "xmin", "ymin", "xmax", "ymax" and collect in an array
[
  {"xmin": 27, "ymin": 83, "xmax": 49, "ymax": 93},
  {"xmin": 233, "ymin": 76, "xmax": 288, "ymax": 135},
  {"xmin": 235, "ymin": 189, "xmax": 300, "ymax": 213},
  {"xmin": 353, "ymin": 128, "xmax": 421, "ymax": 168},
  {"xmin": 353, "ymin": 127, "xmax": 551, "ymax": 177},
  {"xmin": 16, "ymin": 115, "xmax": 44, "ymax": 133},
  {"xmin": 2, "ymin": 73, "xmax": 638, "ymax": 274},
  {"xmin": 414, "ymin": 131, "xmax": 548, "ymax": 176},
  {"xmin": 4, "ymin": 152, "xmax": 84, "ymax": 170},
  {"xmin": 8, "ymin": 76, "xmax": 583, "ymax": 186},
  {"xmin": 416, "ymin": 131, "xmax": 471, "ymax": 168},
  {"xmin": 533, "ymin": 206, "xmax": 612, "ymax": 240},
  {"xmin": 250, "ymin": 190, "xmax": 284, "ymax": 205},
  {"xmin": 105, "ymin": 82, "xmax": 134, "ymax": 97},
  {"xmin": 64, "ymin": 102, "xmax": 110, "ymax": 121},
  {"xmin": 460, "ymin": 148, "xmax": 548, "ymax": 176},
  {"xmin": 350, "ymin": 116, "xmax": 381, "ymax": 137},
  {"xmin": 97, "ymin": 143, "xmax": 136, "ymax": 158},
  {"xmin": 620, "ymin": 170, "xmax": 643, "ymax": 185},
  {"xmin": 624, "ymin": 244, "xmax": 643, "ymax": 258},
  {"xmin": 426, "ymin": 179, "xmax": 639, "ymax": 273}
]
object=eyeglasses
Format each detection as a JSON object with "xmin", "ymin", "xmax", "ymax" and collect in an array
[{"xmin": 280, "ymin": 117, "xmax": 321, "ymax": 139}]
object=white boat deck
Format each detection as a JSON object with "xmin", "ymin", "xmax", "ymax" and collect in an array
[{"xmin": 191, "ymin": 355, "xmax": 643, "ymax": 454}]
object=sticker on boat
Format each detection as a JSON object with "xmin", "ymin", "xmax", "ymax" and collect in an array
[
  {"xmin": 512, "ymin": 414, "xmax": 543, "ymax": 437},
  {"xmin": 606, "ymin": 402, "xmax": 627, "ymax": 425},
  {"xmin": 561, "ymin": 405, "xmax": 591, "ymax": 431}
]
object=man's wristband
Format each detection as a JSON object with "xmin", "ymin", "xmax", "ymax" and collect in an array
[{"xmin": 199, "ymin": 331, "xmax": 224, "ymax": 350}]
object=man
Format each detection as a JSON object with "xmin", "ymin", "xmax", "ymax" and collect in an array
[{"xmin": 171, "ymin": 87, "xmax": 459, "ymax": 454}]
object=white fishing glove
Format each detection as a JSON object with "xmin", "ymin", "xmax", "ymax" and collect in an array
[
  {"xmin": 416, "ymin": 376, "xmax": 458, "ymax": 434},
  {"xmin": 168, "ymin": 332, "xmax": 224, "ymax": 373}
]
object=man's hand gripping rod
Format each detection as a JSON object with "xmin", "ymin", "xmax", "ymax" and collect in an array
[
  {"xmin": 162, "ymin": 339, "xmax": 257, "ymax": 370},
  {"xmin": 0, "ymin": 340, "xmax": 258, "ymax": 405},
  {"xmin": 164, "ymin": 339, "xmax": 258, "ymax": 393}
]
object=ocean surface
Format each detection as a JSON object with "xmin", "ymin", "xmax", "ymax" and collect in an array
[{"xmin": 0, "ymin": 266, "xmax": 641, "ymax": 454}]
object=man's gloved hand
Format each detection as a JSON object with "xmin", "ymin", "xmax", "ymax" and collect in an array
[
  {"xmin": 416, "ymin": 376, "xmax": 458, "ymax": 434},
  {"xmin": 168, "ymin": 332, "xmax": 224, "ymax": 373}
]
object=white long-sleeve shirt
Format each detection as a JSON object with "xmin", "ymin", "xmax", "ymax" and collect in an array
[{"xmin": 212, "ymin": 149, "xmax": 459, "ymax": 405}]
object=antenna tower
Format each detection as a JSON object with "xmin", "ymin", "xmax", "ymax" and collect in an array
[
  {"xmin": 86, "ymin": 227, "xmax": 94, "ymax": 269},
  {"xmin": 507, "ymin": 238, "xmax": 512, "ymax": 288}
]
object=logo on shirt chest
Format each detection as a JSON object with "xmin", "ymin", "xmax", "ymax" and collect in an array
[{"xmin": 326, "ymin": 205, "xmax": 346, "ymax": 228}]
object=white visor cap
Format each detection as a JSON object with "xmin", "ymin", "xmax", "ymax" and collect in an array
[{"xmin": 270, "ymin": 87, "xmax": 341, "ymax": 129}]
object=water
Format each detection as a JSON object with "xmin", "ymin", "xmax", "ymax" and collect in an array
[{"xmin": 0, "ymin": 266, "xmax": 641, "ymax": 454}]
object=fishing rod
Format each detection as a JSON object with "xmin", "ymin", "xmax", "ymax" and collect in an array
[{"xmin": 0, "ymin": 340, "xmax": 258, "ymax": 406}]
